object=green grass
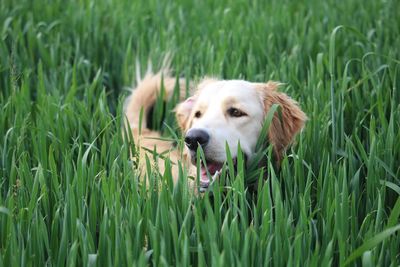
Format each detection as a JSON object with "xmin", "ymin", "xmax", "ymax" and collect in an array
[{"xmin": 1, "ymin": 0, "xmax": 400, "ymax": 266}]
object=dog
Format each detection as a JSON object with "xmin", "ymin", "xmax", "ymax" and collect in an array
[{"xmin": 124, "ymin": 69, "xmax": 307, "ymax": 191}]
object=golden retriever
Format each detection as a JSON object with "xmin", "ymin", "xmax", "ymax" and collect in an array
[{"xmin": 124, "ymin": 69, "xmax": 306, "ymax": 190}]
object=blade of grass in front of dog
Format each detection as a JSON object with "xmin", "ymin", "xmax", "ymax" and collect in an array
[
  {"xmin": 196, "ymin": 145, "xmax": 209, "ymax": 187},
  {"xmin": 236, "ymin": 142, "xmax": 245, "ymax": 178},
  {"xmin": 139, "ymin": 106, "xmax": 144, "ymax": 135},
  {"xmin": 246, "ymin": 144, "xmax": 274, "ymax": 185},
  {"xmin": 152, "ymin": 75, "xmax": 166, "ymax": 131},
  {"xmin": 255, "ymin": 104, "xmax": 279, "ymax": 150},
  {"xmin": 164, "ymin": 77, "xmax": 183, "ymax": 128},
  {"xmin": 163, "ymin": 158, "xmax": 174, "ymax": 189},
  {"xmin": 123, "ymin": 116, "xmax": 138, "ymax": 162},
  {"xmin": 225, "ymin": 143, "xmax": 235, "ymax": 181}
]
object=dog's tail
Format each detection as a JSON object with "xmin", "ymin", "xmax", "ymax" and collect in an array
[{"xmin": 123, "ymin": 69, "xmax": 187, "ymax": 134}]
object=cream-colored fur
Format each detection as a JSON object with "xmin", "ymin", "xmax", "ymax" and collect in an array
[
  {"xmin": 124, "ymin": 70, "xmax": 307, "ymax": 186},
  {"xmin": 123, "ymin": 70, "xmax": 189, "ymax": 183}
]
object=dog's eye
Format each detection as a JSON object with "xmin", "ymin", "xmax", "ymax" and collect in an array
[
  {"xmin": 194, "ymin": 111, "xmax": 202, "ymax": 118},
  {"xmin": 228, "ymin": 107, "xmax": 246, "ymax": 117}
]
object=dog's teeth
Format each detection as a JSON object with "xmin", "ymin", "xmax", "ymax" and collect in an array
[{"xmin": 211, "ymin": 170, "xmax": 220, "ymax": 181}]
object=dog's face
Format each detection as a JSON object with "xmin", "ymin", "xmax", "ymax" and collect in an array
[{"xmin": 176, "ymin": 79, "xmax": 306, "ymax": 188}]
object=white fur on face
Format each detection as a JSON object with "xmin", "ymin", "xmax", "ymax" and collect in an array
[{"xmin": 188, "ymin": 80, "xmax": 265, "ymax": 163}]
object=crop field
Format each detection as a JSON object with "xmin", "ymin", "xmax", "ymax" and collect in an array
[{"xmin": 1, "ymin": 0, "xmax": 400, "ymax": 266}]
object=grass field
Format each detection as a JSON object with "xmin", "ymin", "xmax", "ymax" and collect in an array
[{"xmin": 1, "ymin": 0, "xmax": 400, "ymax": 266}]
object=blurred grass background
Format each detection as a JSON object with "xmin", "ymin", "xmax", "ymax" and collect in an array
[{"xmin": 0, "ymin": 0, "xmax": 399, "ymax": 266}]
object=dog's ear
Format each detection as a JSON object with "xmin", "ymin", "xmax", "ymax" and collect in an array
[
  {"xmin": 175, "ymin": 96, "xmax": 196, "ymax": 132},
  {"xmin": 257, "ymin": 82, "xmax": 307, "ymax": 163}
]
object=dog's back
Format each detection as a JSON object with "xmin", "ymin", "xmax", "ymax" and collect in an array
[{"xmin": 124, "ymin": 71, "xmax": 188, "ymax": 180}]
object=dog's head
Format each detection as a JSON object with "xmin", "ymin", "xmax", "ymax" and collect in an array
[{"xmin": 175, "ymin": 79, "xmax": 307, "ymax": 188}]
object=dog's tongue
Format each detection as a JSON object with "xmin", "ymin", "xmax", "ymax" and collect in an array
[{"xmin": 200, "ymin": 162, "xmax": 223, "ymax": 186}]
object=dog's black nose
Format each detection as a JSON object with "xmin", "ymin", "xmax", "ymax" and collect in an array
[{"xmin": 184, "ymin": 129, "xmax": 210, "ymax": 151}]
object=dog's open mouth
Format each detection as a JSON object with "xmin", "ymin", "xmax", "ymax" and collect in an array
[
  {"xmin": 192, "ymin": 153, "xmax": 247, "ymax": 192},
  {"xmin": 198, "ymin": 157, "xmax": 244, "ymax": 192},
  {"xmin": 199, "ymin": 161, "xmax": 224, "ymax": 189}
]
